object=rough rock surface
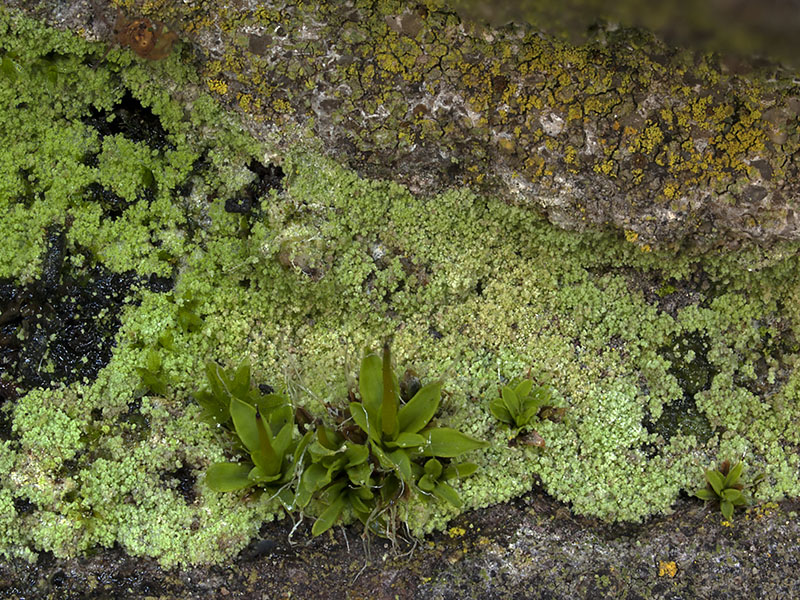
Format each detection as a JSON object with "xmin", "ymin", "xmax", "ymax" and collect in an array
[
  {"xmin": 7, "ymin": 0, "xmax": 800, "ymax": 250},
  {"xmin": 1, "ymin": 490, "xmax": 798, "ymax": 599}
]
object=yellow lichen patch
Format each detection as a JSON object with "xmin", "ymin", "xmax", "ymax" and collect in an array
[
  {"xmin": 567, "ymin": 104, "xmax": 583, "ymax": 121},
  {"xmin": 746, "ymin": 501, "xmax": 779, "ymax": 521},
  {"xmin": 447, "ymin": 526, "xmax": 466, "ymax": 538},
  {"xmin": 663, "ymin": 182, "xmax": 679, "ymax": 199},
  {"xmin": 628, "ymin": 122, "xmax": 664, "ymax": 155},
  {"xmin": 237, "ymin": 93, "xmax": 252, "ymax": 112},
  {"xmin": 658, "ymin": 561, "xmax": 678, "ymax": 577},
  {"xmin": 206, "ymin": 78, "xmax": 228, "ymax": 95},
  {"xmin": 594, "ymin": 159, "xmax": 616, "ymax": 176},
  {"xmin": 271, "ymin": 98, "xmax": 294, "ymax": 114}
]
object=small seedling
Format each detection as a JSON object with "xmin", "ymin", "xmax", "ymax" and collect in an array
[
  {"xmin": 695, "ymin": 460, "xmax": 759, "ymax": 520},
  {"xmin": 412, "ymin": 458, "xmax": 478, "ymax": 509},
  {"xmin": 135, "ymin": 333, "xmax": 175, "ymax": 396},
  {"xmin": 490, "ymin": 379, "xmax": 560, "ymax": 445},
  {"xmin": 136, "ymin": 348, "xmax": 169, "ymax": 396},
  {"xmin": 175, "ymin": 292, "xmax": 204, "ymax": 333}
]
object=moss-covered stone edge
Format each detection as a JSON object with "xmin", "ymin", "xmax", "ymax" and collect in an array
[{"xmin": 93, "ymin": 0, "xmax": 800, "ymax": 250}]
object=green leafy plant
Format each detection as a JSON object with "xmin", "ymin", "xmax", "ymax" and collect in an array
[
  {"xmin": 0, "ymin": 52, "xmax": 25, "ymax": 83},
  {"xmin": 0, "ymin": 52, "xmax": 70, "ymax": 92},
  {"xmin": 489, "ymin": 379, "xmax": 560, "ymax": 444},
  {"xmin": 205, "ymin": 394, "xmax": 311, "ymax": 502},
  {"xmin": 194, "ymin": 361, "xmax": 312, "ymax": 505},
  {"xmin": 349, "ymin": 341, "xmax": 488, "ymax": 484},
  {"xmin": 195, "ymin": 345, "xmax": 489, "ymax": 539},
  {"xmin": 294, "ymin": 428, "xmax": 380, "ymax": 536},
  {"xmin": 694, "ymin": 460, "xmax": 757, "ymax": 520},
  {"xmin": 136, "ymin": 348, "xmax": 169, "ymax": 396},
  {"xmin": 412, "ymin": 458, "xmax": 477, "ymax": 509},
  {"xmin": 293, "ymin": 426, "xmax": 374, "ymax": 513},
  {"xmin": 307, "ymin": 342, "xmax": 488, "ymax": 536},
  {"xmin": 193, "ymin": 360, "xmax": 253, "ymax": 427},
  {"xmin": 311, "ymin": 479, "xmax": 377, "ymax": 536},
  {"xmin": 175, "ymin": 291, "xmax": 204, "ymax": 333}
]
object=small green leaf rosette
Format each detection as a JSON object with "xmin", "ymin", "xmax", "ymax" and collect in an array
[
  {"xmin": 414, "ymin": 458, "xmax": 479, "ymax": 509},
  {"xmin": 489, "ymin": 379, "xmax": 553, "ymax": 430},
  {"xmin": 200, "ymin": 361, "xmax": 312, "ymax": 505},
  {"xmin": 694, "ymin": 461, "xmax": 750, "ymax": 520},
  {"xmin": 349, "ymin": 346, "xmax": 488, "ymax": 482}
]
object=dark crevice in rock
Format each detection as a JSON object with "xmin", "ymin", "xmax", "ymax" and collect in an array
[
  {"xmin": 224, "ymin": 160, "xmax": 285, "ymax": 215},
  {"xmin": 83, "ymin": 91, "xmax": 173, "ymax": 152}
]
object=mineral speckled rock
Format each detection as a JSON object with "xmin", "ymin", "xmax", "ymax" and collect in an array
[{"xmin": 9, "ymin": 0, "xmax": 800, "ymax": 250}]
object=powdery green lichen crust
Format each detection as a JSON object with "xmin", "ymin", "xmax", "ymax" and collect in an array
[{"xmin": 0, "ymin": 6, "xmax": 799, "ymax": 568}]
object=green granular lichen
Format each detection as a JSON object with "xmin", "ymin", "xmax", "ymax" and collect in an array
[{"xmin": 1, "ymin": 6, "xmax": 799, "ymax": 568}]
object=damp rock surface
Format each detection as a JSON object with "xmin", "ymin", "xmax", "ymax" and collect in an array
[{"xmin": 0, "ymin": 491, "xmax": 797, "ymax": 599}]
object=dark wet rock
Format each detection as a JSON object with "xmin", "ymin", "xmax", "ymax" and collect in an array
[
  {"xmin": 83, "ymin": 91, "xmax": 173, "ymax": 152},
  {"xmin": 0, "ymin": 256, "xmax": 149, "ymax": 395}
]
